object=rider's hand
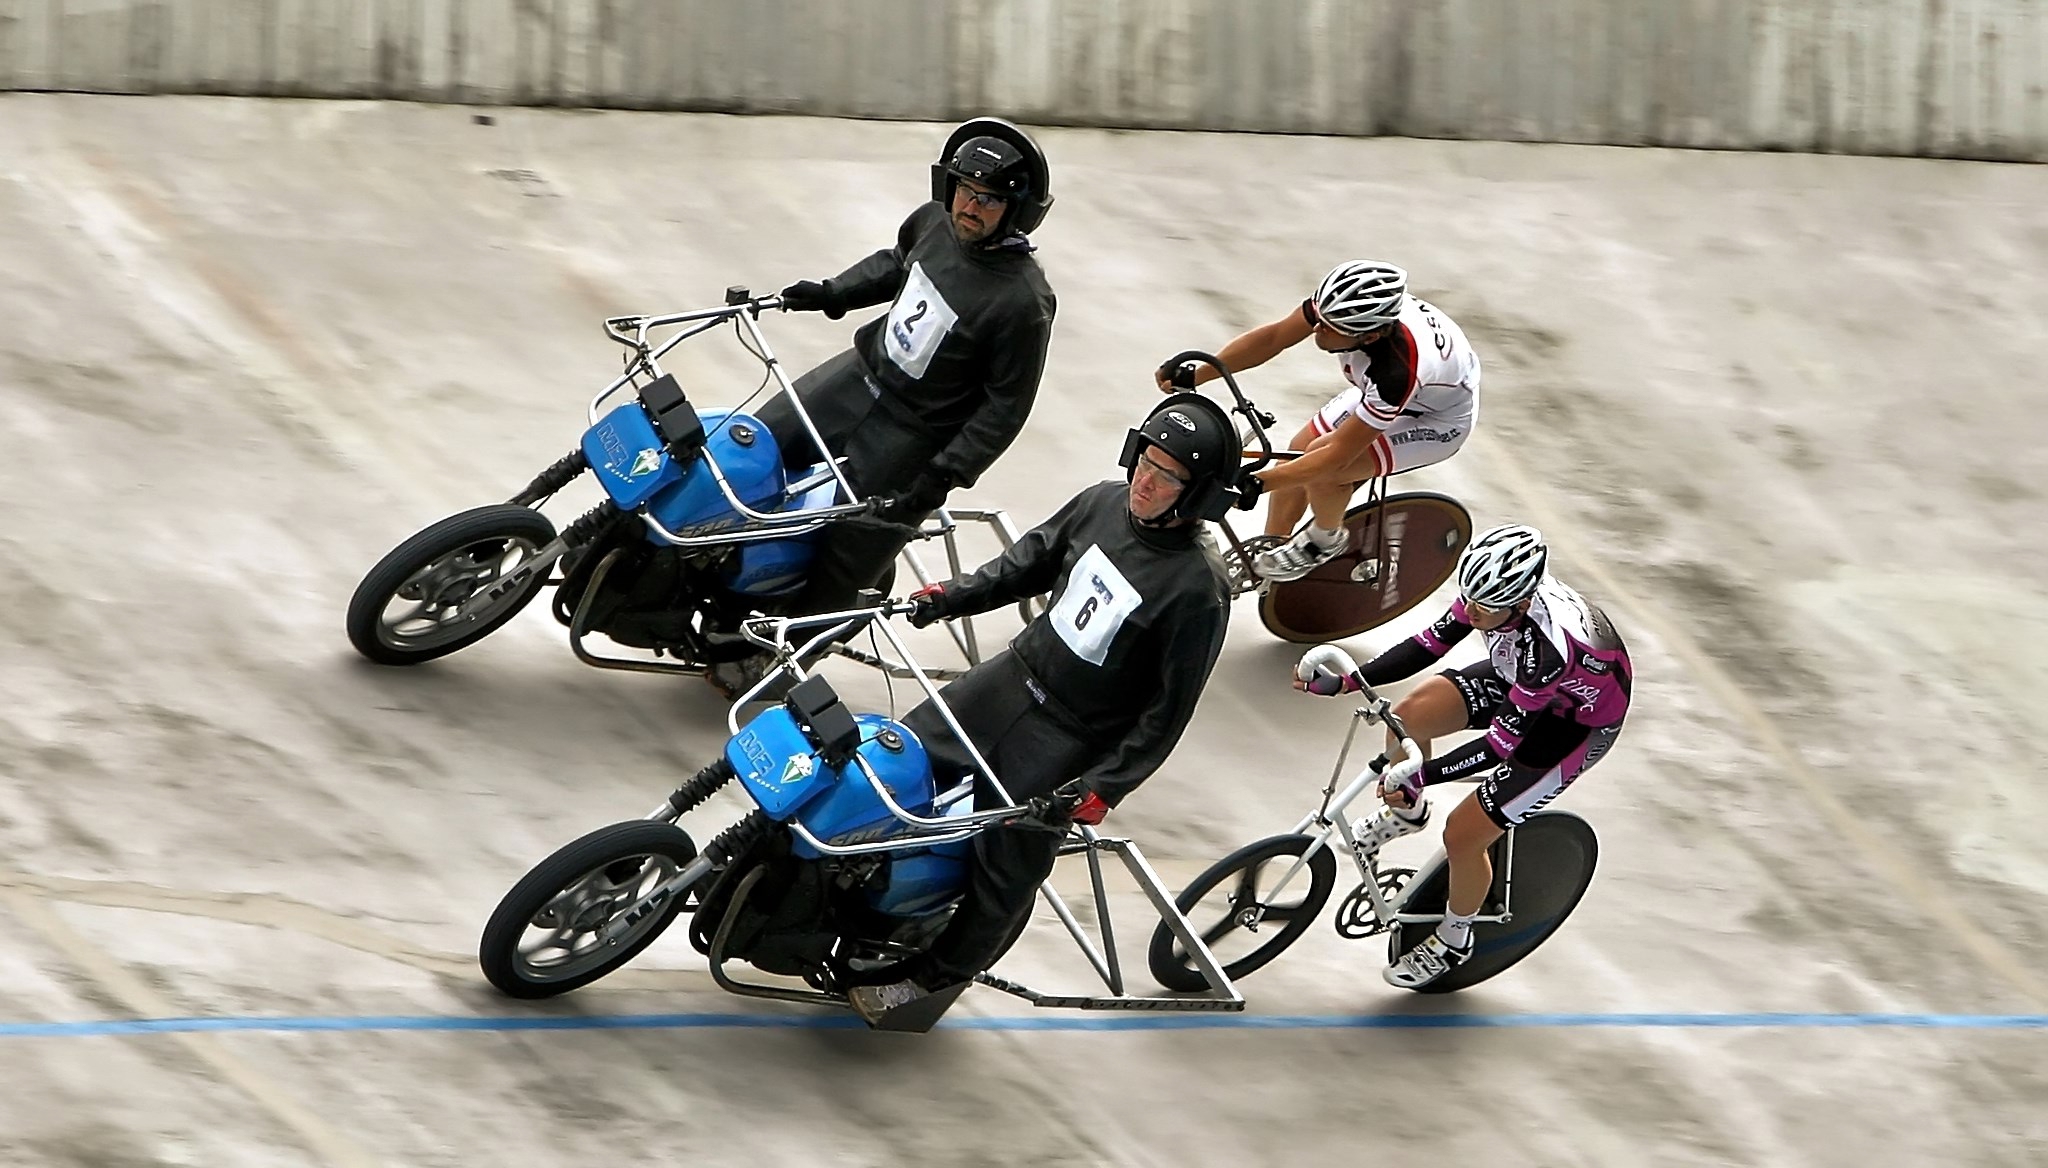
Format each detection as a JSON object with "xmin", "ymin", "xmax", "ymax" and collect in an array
[
  {"xmin": 1379, "ymin": 758, "xmax": 1425, "ymax": 810},
  {"xmin": 1293, "ymin": 659, "xmax": 1360, "ymax": 697},
  {"xmin": 1233, "ymin": 472, "xmax": 1265, "ymax": 511},
  {"xmin": 779, "ymin": 279, "xmax": 847, "ymax": 320},
  {"xmin": 907, "ymin": 583, "xmax": 949, "ymax": 629},
  {"xmin": 1070, "ymin": 790, "xmax": 1110, "ymax": 826},
  {"xmin": 876, "ymin": 469, "xmax": 953, "ymax": 525},
  {"xmin": 1155, "ymin": 360, "xmax": 1198, "ymax": 393}
]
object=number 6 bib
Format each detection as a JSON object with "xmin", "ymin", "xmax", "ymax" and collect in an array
[{"xmin": 1050, "ymin": 545, "xmax": 1142, "ymax": 666}]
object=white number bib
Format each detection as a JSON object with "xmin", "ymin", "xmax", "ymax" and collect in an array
[
  {"xmin": 1049, "ymin": 545, "xmax": 1141, "ymax": 666},
  {"xmin": 883, "ymin": 261, "xmax": 959, "ymax": 380}
]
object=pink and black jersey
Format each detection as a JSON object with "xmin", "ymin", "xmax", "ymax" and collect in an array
[{"xmin": 1358, "ymin": 576, "xmax": 1631, "ymax": 785}]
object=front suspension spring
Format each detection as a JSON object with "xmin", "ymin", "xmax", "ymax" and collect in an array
[
  {"xmin": 509, "ymin": 448, "xmax": 589, "ymax": 507},
  {"xmin": 665, "ymin": 759, "xmax": 735, "ymax": 818},
  {"xmin": 560, "ymin": 500, "xmax": 622, "ymax": 548},
  {"xmin": 703, "ymin": 810, "xmax": 773, "ymax": 868}
]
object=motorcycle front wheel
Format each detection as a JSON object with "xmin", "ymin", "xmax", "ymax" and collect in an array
[
  {"xmin": 347, "ymin": 504, "xmax": 559, "ymax": 665},
  {"xmin": 479, "ymin": 821, "xmax": 700, "ymax": 999}
]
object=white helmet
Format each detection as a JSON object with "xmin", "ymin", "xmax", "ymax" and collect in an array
[
  {"xmin": 1311, "ymin": 261, "xmax": 1408, "ymax": 335},
  {"xmin": 1456, "ymin": 524, "xmax": 1549, "ymax": 609}
]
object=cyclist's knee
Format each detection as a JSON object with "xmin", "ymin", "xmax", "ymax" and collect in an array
[{"xmin": 1442, "ymin": 796, "xmax": 1503, "ymax": 855}]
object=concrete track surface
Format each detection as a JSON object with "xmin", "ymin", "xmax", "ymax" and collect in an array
[{"xmin": 1, "ymin": 95, "xmax": 2044, "ymax": 1167}]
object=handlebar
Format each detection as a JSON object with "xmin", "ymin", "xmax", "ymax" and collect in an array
[
  {"xmin": 601, "ymin": 291, "xmax": 787, "ymax": 351},
  {"xmin": 1156, "ymin": 349, "xmax": 1276, "ymax": 477},
  {"xmin": 1296, "ymin": 645, "xmax": 1424, "ymax": 789}
]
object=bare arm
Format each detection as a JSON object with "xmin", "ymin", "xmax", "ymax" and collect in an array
[
  {"xmin": 1156, "ymin": 306, "xmax": 1314, "ymax": 391},
  {"xmin": 1254, "ymin": 415, "xmax": 1381, "ymax": 489}
]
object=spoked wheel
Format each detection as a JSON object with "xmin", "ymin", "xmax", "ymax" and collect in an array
[
  {"xmin": 347, "ymin": 504, "xmax": 559, "ymax": 665},
  {"xmin": 1388, "ymin": 810, "xmax": 1598, "ymax": 994},
  {"xmin": 479, "ymin": 821, "xmax": 699, "ymax": 999},
  {"xmin": 1258, "ymin": 492, "xmax": 1472, "ymax": 644},
  {"xmin": 1147, "ymin": 834, "xmax": 1338, "ymax": 992}
]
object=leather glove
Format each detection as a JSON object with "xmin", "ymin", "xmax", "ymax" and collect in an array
[
  {"xmin": 907, "ymin": 583, "xmax": 949, "ymax": 629},
  {"xmin": 1233, "ymin": 472, "xmax": 1264, "ymax": 511},
  {"xmin": 779, "ymin": 279, "xmax": 847, "ymax": 320},
  {"xmin": 875, "ymin": 469, "xmax": 953, "ymax": 525},
  {"xmin": 1155, "ymin": 360, "xmax": 1198, "ymax": 392},
  {"xmin": 1069, "ymin": 789, "xmax": 1110, "ymax": 826}
]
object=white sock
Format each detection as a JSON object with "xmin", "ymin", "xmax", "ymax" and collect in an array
[
  {"xmin": 1436, "ymin": 909, "xmax": 1475, "ymax": 951},
  {"xmin": 1306, "ymin": 523, "xmax": 1343, "ymax": 549}
]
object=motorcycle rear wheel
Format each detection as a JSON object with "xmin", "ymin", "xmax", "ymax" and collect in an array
[
  {"xmin": 347, "ymin": 504, "xmax": 559, "ymax": 665},
  {"xmin": 479, "ymin": 821, "xmax": 699, "ymax": 999}
]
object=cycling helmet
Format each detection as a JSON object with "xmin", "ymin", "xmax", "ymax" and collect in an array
[
  {"xmin": 1456, "ymin": 524, "xmax": 1549, "ymax": 609},
  {"xmin": 930, "ymin": 117, "xmax": 1055, "ymax": 236},
  {"xmin": 1311, "ymin": 261, "xmax": 1408, "ymax": 335},
  {"xmin": 1118, "ymin": 394, "xmax": 1244, "ymax": 522}
]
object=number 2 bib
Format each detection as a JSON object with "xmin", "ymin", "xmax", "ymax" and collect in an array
[
  {"xmin": 1049, "ymin": 545, "xmax": 1142, "ymax": 666},
  {"xmin": 883, "ymin": 261, "xmax": 959, "ymax": 380}
]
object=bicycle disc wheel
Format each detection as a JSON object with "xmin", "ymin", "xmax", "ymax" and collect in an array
[
  {"xmin": 1258, "ymin": 492, "xmax": 1472, "ymax": 643},
  {"xmin": 1147, "ymin": 834, "xmax": 1338, "ymax": 992},
  {"xmin": 1388, "ymin": 810, "xmax": 1598, "ymax": 994}
]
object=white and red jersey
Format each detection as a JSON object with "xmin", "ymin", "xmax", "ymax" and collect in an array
[{"xmin": 1325, "ymin": 294, "xmax": 1481, "ymax": 433}]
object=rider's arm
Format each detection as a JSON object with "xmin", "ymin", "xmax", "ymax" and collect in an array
[
  {"xmin": 930, "ymin": 295, "xmax": 1055, "ymax": 488},
  {"xmin": 1162, "ymin": 304, "xmax": 1314, "ymax": 391},
  {"xmin": 1421, "ymin": 630, "xmax": 1563, "ymax": 783},
  {"xmin": 821, "ymin": 208, "xmax": 925, "ymax": 310},
  {"xmin": 935, "ymin": 487, "xmax": 1085, "ymax": 616},
  {"xmin": 1254, "ymin": 415, "xmax": 1384, "ymax": 490},
  {"xmin": 1356, "ymin": 604, "xmax": 1472, "ymax": 686},
  {"xmin": 1072, "ymin": 597, "xmax": 1229, "ymax": 806}
]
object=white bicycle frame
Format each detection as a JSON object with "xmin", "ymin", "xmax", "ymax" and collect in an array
[{"xmin": 1258, "ymin": 651, "xmax": 1520, "ymax": 934}]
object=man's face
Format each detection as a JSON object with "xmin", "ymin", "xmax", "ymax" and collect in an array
[
  {"xmin": 1308, "ymin": 305, "xmax": 1389, "ymax": 351},
  {"xmin": 1128, "ymin": 446, "xmax": 1192, "ymax": 523},
  {"xmin": 950, "ymin": 178, "xmax": 1008, "ymax": 244}
]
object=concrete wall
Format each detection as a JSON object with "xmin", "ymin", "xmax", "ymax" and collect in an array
[{"xmin": 0, "ymin": 0, "xmax": 2042, "ymax": 160}]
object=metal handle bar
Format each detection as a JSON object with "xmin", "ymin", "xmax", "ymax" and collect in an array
[
  {"xmin": 1298, "ymin": 644, "xmax": 1423, "ymax": 783},
  {"xmin": 1159, "ymin": 349, "xmax": 1275, "ymax": 474},
  {"xmin": 601, "ymin": 294, "xmax": 786, "ymax": 350}
]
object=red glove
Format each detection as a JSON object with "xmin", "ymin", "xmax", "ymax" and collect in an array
[
  {"xmin": 907, "ymin": 583, "xmax": 948, "ymax": 628},
  {"xmin": 1070, "ymin": 790, "xmax": 1110, "ymax": 825}
]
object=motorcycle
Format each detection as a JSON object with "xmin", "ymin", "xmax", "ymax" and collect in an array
[
  {"xmin": 477, "ymin": 603, "xmax": 1247, "ymax": 1031},
  {"xmin": 345, "ymin": 289, "xmax": 1029, "ymax": 683}
]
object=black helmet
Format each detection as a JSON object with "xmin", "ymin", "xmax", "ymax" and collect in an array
[
  {"xmin": 930, "ymin": 117, "xmax": 1054, "ymax": 237},
  {"xmin": 1118, "ymin": 394, "xmax": 1246, "ymax": 522}
]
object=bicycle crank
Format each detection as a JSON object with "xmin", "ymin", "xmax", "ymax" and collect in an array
[{"xmin": 1333, "ymin": 867, "xmax": 1412, "ymax": 939}]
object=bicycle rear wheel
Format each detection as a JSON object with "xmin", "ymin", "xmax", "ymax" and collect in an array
[
  {"xmin": 1147, "ymin": 834, "xmax": 1337, "ymax": 992},
  {"xmin": 1388, "ymin": 810, "xmax": 1598, "ymax": 994},
  {"xmin": 1258, "ymin": 492, "xmax": 1471, "ymax": 644}
]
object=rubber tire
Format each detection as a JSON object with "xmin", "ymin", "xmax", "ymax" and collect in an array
[
  {"xmin": 1258, "ymin": 492, "xmax": 1473, "ymax": 644},
  {"xmin": 347, "ymin": 504, "xmax": 559, "ymax": 665},
  {"xmin": 479, "ymin": 820, "xmax": 699, "ymax": 1000},
  {"xmin": 1389, "ymin": 810, "xmax": 1598, "ymax": 994},
  {"xmin": 1147, "ymin": 833, "xmax": 1338, "ymax": 993}
]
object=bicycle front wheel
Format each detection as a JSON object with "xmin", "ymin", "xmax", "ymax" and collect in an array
[
  {"xmin": 1258, "ymin": 492, "xmax": 1472, "ymax": 643},
  {"xmin": 1148, "ymin": 834, "xmax": 1338, "ymax": 992},
  {"xmin": 1389, "ymin": 810, "xmax": 1598, "ymax": 994}
]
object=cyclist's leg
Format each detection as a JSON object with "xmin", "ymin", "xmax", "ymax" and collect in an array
[
  {"xmin": 1459, "ymin": 718, "xmax": 1624, "ymax": 913},
  {"xmin": 1303, "ymin": 436, "xmax": 1387, "ymax": 532},
  {"xmin": 1262, "ymin": 416, "xmax": 1323, "ymax": 537}
]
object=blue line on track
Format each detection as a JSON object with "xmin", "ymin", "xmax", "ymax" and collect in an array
[{"xmin": 3, "ymin": 1012, "xmax": 2046, "ymax": 1038}]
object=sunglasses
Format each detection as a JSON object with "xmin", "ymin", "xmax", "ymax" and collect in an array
[
  {"xmin": 1135, "ymin": 450, "xmax": 1192, "ymax": 489},
  {"xmin": 955, "ymin": 184, "xmax": 1009, "ymax": 210}
]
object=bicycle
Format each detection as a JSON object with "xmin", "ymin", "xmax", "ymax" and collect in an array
[
  {"xmin": 1156, "ymin": 353, "xmax": 1473, "ymax": 645},
  {"xmin": 1147, "ymin": 646, "xmax": 1599, "ymax": 995}
]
